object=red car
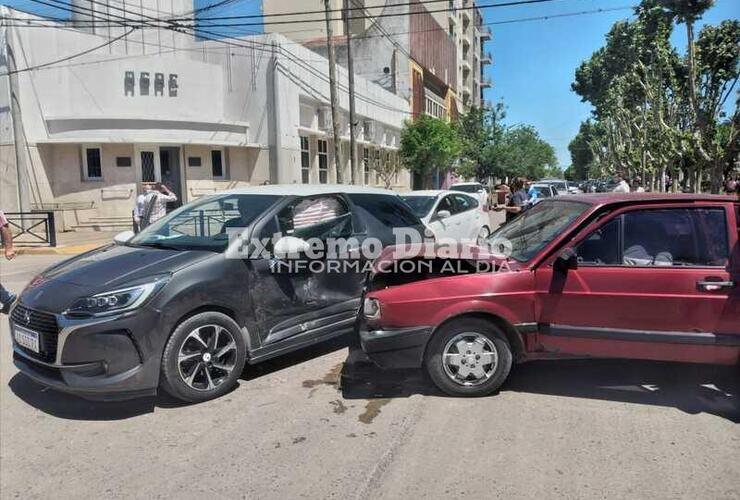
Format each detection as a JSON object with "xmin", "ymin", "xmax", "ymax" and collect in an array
[{"xmin": 360, "ymin": 194, "xmax": 740, "ymax": 397}]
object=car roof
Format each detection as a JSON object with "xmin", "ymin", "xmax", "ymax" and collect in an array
[
  {"xmin": 562, "ymin": 193, "xmax": 735, "ymax": 205},
  {"xmin": 449, "ymin": 182, "xmax": 482, "ymax": 186},
  {"xmin": 214, "ymin": 184, "xmax": 398, "ymax": 197},
  {"xmin": 401, "ymin": 190, "xmax": 456, "ymax": 197}
]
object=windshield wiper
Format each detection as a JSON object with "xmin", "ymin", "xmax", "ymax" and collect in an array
[{"xmin": 135, "ymin": 241, "xmax": 183, "ymax": 251}]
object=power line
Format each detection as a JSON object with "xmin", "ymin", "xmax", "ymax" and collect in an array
[
  {"xmin": 9, "ymin": 0, "xmax": 574, "ymax": 28},
  {"xmin": 1, "ymin": 26, "xmax": 136, "ymax": 75}
]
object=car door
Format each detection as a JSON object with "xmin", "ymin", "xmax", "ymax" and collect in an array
[
  {"xmin": 535, "ymin": 203, "xmax": 740, "ymax": 365},
  {"xmin": 247, "ymin": 194, "xmax": 364, "ymax": 351},
  {"xmin": 449, "ymin": 193, "xmax": 481, "ymax": 242},
  {"xmin": 427, "ymin": 194, "xmax": 458, "ymax": 241}
]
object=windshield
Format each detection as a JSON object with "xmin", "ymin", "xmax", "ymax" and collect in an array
[
  {"xmin": 489, "ymin": 200, "xmax": 588, "ymax": 262},
  {"xmin": 533, "ymin": 186, "xmax": 552, "ymax": 198},
  {"xmin": 129, "ymin": 194, "xmax": 279, "ymax": 252},
  {"xmin": 401, "ymin": 196, "xmax": 437, "ymax": 218},
  {"xmin": 450, "ymin": 184, "xmax": 480, "ymax": 194}
]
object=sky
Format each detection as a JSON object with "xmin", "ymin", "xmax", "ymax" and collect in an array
[{"xmin": 5, "ymin": 0, "xmax": 739, "ymax": 167}]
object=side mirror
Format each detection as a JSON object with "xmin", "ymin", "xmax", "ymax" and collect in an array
[
  {"xmin": 113, "ymin": 230, "xmax": 135, "ymax": 245},
  {"xmin": 436, "ymin": 210, "xmax": 451, "ymax": 220},
  {"xmin": 274, "ymin": 235, "xmax": 311, "ymax": 257},
  {"xmin": 554, "ymin": 248, "xmax": 578, "ymax": 272}
]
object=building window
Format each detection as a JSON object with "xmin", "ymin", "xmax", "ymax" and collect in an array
[
  {"xmin": 317, "ymin": 139, "xmax": 328, "ymax": 184},
  {"xmin": 300, "ymin": 136, "xmax": 310, "ymax": 184},
  {"xmin": 363, "ymin": 147, "xmax": 370, "ymax": 185},
  {"xmin": 82, "ymin": 146, "xmax": 102, "ymax": 180},
  {"xmin": 211, "ymin": 149, "xmax": 224, "ymax": 179},
  {"xmin": 115, "ymin": 156, "xmax": 131, "ymax": 167},
  {"xmin": 188, "ymin": 156, "xmax": 202, "ymax": 167}
]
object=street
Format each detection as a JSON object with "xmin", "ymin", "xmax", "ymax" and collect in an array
[{"xmin": 1, "ymin": 255, "xmax": 738, "ymax": 499}]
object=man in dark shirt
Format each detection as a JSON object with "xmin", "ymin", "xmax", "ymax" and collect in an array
[{"xmin": 494, "ymin": 177, "xmax": 529, "ymax": 223}]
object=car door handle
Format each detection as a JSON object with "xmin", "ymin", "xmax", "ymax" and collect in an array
[{"xmin": 696, "ymin": 280, "xmax": 735, "ymax": 292}]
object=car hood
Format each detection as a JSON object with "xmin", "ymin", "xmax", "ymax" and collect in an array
[{"xmin": 19, "ymin": 244, "xmax": 213, "ymax": 312}]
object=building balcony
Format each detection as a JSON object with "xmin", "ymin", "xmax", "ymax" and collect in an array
[
  {"xmin": 461, "ymin": 9, "xmax": 471, "ymax": 23},
  {"xmin": 480, "ymin": 27, "xmax": 492, "ymax": 41},
  {"xmin": 480, "ymin": 78, "xmax": 492, "ymax": 88},
  {"xmin": 481, "ymin": 51, "xmax": 492, "ymax": 65},
  {"xmin": 449, "ymin": 12, "xmax": 458, "ymax": 25},
  {"xmin": 462, "ymin": 36, "xmax": 470, "ymax": 48},
  {"xmin": 461, "ymin": 58, "xmax": 471, "ymax": 72}
]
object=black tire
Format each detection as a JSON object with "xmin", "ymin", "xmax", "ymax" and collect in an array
[
  {"xmin": 160, "ymin": 311, "xmax": 247, "ymax": 403},
  {"xmin": 424, "ymin": 317, "xmax": 513, "ymax": 397}
]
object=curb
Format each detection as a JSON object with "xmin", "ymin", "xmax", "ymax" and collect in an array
[{"xmin": 16, "ymin": 243, "xmax": 105, "ymax": 256}]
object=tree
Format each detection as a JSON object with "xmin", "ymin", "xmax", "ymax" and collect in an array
[
  {"xmin": 568, "ymin": 120, "xmax": 602, "ymax": 180},
  {"xmin": 400, "ymin": 115, "xmax": 461, "ymax": 188},
  {"xmin": 484, "ymin": 125, "xmax": 559, "ymax": 180},
  {"xmin": 455, "ymin": 104, "xmax": 502, "ymax": 181},
  {"xmin": 372, "ymin": 155, "xmax": 401, "ymax": 189},
  {"xmin": 570, "ymin": 0, "xmax": 737, "ymax": 192}
]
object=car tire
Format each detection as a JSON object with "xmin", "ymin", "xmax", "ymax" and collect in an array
[
  {"xmin": 424, "ymin": 317, "xmax": 512, "ymax": 397},
  {"xmin": 160, "ymin": 311, "xmax": 247, "ymax": 403}
]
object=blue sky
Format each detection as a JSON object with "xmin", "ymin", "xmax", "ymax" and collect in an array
[{"xmin": 5, "ymin": 0, "xmax": 738, "ymax": 166}]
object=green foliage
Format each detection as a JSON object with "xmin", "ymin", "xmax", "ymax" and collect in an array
[
  {"xmin": 400, "ymin": 115, "xmax": 461, "ymax": 186},
  {"xmin": 484, "ymin": 125, "xmax": 559, "ymax": 180},
  {"xmin": 570, "ymin": 0, "xmax": 738, "ymax": 192}
]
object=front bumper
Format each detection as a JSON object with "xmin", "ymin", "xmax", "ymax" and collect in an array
[
  {"xmin": 359, "ymin": 324, "xmax": 433, "ymax": 369},
  {"xmin": 9, "ymin": 305, "xmax": 162, "ymax": 401}
]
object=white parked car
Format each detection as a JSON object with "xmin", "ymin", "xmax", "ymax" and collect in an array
[
  {"xmin": 401, "ymin": 190, "xmax": 490, "ymax": 244},
  {"xmin": 449, "ymin": 182, "xmax": 488, "ymax": 208},
  {"xmin": 530, "ymin": 183, "xmax": 558, "ymax": 202},
  {"xmin": 538, "ymin": 178, "xmax": 581, "ymax": 194}
]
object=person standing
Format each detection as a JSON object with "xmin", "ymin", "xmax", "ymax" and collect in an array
[
  {"xmin": 132, "ymin": 183, "xmax": 152, "ymax": 233},
  {"xmin": 140, "ymin": 183, "xmax": 177, "ymax": 229},
  {"xmin": 494, "ymin": 177, "xmax": 529, "ymax": 223},
  {"xmin": 632, "ymin": 177, "xmax": 646, "ymax": 193},
  {"xmin": 613, "ymin": 174, "xmax": 630, "ymax": 193},
  {"xmin": 0, "ymin": 210, "xmax": 17, "ymax": 314}
]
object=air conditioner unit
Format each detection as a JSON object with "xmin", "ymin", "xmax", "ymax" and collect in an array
[{"xmin": 318, "ymin": 107, "xmax": 333, "ymax": 131}]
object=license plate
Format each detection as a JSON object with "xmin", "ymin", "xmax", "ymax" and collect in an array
[{"xmin": 13, "ymin": 325, "xmax": 40, "ymax": 353}]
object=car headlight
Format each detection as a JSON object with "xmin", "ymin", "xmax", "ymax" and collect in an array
[
  {"xmin": 363, "ymin": 297, "xmax": 381, "ymax": 320},
  {"xmin": 66, "ymin": 279, "xmax": 167, "ymax": 318}
]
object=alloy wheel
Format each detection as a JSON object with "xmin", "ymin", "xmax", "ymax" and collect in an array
[
  {"xmin": 177, "ymin": 325, "xmax": 238, "ymax": 392},
  {"xmin": 442, "ymin": 332, "xmax": 498, "ymax": 386}
]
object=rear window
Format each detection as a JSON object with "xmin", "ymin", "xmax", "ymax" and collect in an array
[{"xmin": 450, "ymin": 184, "xmax": 480, "ymax": 194}]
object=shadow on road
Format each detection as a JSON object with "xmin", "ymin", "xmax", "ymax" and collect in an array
[
  {"xmin": 8, "ymin": 335, "xmax": 351, "ymax": 421},
  {"xmin": 341, "ymin": 350, "xmax": 740, "ymax": 423}
]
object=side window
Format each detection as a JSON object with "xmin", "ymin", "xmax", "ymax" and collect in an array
[
  {"xmin": 347, "ymin": 194, "xmax": 422, "ymax": 229},
  {"xmin": 452, "ymin": 194, "xmax": 476, "ymax": 212},
  {"xmin": 277, "ymin": 196, "xmax": 352, "ymax": 240},
  {"xmin": 436, "ymin": 196, "xmax": 455, "ymax": 215},
  {"xmin": 576, "ymin": 218, "xmax": 620, "ymax": 265},
  {"xmin": 622, "ymin": 208, "xmax": 728, "ymax": 267}
]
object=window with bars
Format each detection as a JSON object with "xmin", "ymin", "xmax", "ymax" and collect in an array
[
  {"xmin": 300, "ymin": 136, "xmax": 310, "ymax": 184},
  {"xmin": 140, "ymin": 151, "xmax": 156, "ymax": 182},
  {"xmin": 83, "ymin": 146, "xmax": 102, "ymax": 180},
  {"xmin": 318, "ymin": 139, "xmax": 328, "ymax": 184}
]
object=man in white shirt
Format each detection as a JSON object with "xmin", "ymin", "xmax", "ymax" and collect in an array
[
  {"xmin": 612, "ymin": 174, "xmax": 631, "ymax": 193},
  {"xmin": 132, "ymin": 183, "xmax": 153, "ymax": 233},
  {"xmin": 140, "ymin": 183, "xmax": 177, "ymax": 229}
]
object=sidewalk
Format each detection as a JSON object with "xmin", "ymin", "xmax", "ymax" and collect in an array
[{"xmin": 16, "ymin": 231, "xmax": 119, "ymax": 255}]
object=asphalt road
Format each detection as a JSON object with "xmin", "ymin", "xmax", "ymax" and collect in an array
[{"xmin": 1, "ymin": 255, "xmax": 738, "ymax": 500}]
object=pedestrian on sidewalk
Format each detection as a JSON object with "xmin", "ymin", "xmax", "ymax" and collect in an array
[
  {"xmin": 613, "ymin": 174, "xmax": 631, "ymax": 193},
  {"xmin": 0, "ymin": 210, "xmax": 17, "ymax": 314},
  {"xmin": 140, "ymin": 183, "xmax": 177, "ymax": 229},
  {"xmin": 132, "ymin": 183, "xmax": 153, "ymax": 233},
  {"xmin": 493, "ymin": 177, "xmax": 529, "ymax": 223}
]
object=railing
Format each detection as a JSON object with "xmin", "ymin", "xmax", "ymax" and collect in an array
[{"xmin": 5, "ymin": 212, "xmax": 57, "ymax": 247}]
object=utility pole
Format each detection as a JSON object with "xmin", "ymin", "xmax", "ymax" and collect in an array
[
  {"xmin": 323, "ymin": 0, "xmax": 343, "ymax": 184},
  {"xmin": 343, "ymin": 0, "xmax": 358, "ymax": 184}
]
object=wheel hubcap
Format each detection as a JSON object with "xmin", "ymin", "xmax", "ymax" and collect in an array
[
  {"xmin": 477, "ymin": 228, "xmax": 489, "ymax": 245},
  {"xmin": 442, "ymin": 332, "xmax": 498, "ymax": 386},
  {"xmin": 177, "ymin": 325, "xmax": 237, "ymax": 392}
]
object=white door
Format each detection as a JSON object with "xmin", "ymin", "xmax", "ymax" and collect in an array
[
  {"xmin": 428, "ymin": 194, "xmax": 462, "ymax": 241},
  {"xmin": 449, "ymin": 193, "xmax": 483, "ymax": 242},
  {"xmin": 135, "ymin": 146, "xmax": 161, "ymax": 184}
]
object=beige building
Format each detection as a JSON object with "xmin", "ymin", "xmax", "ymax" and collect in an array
[{"xmin": 1, "ymin": 4, "xmax": 410, "ymax": 232}]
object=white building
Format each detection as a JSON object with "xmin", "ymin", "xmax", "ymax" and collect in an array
[{"xmin": 0, "ymin": 4, "xmax": 410, "ymax": 231}]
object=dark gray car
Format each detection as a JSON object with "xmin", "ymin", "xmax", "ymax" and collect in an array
[{"xmin": 10, "ymin": 186, "xmax": 425, "ymax": 402}]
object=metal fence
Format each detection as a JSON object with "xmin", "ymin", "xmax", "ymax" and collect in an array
[{"xmin": 5, "ymin": 212, "xmax": 57, "ymax": 247}]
